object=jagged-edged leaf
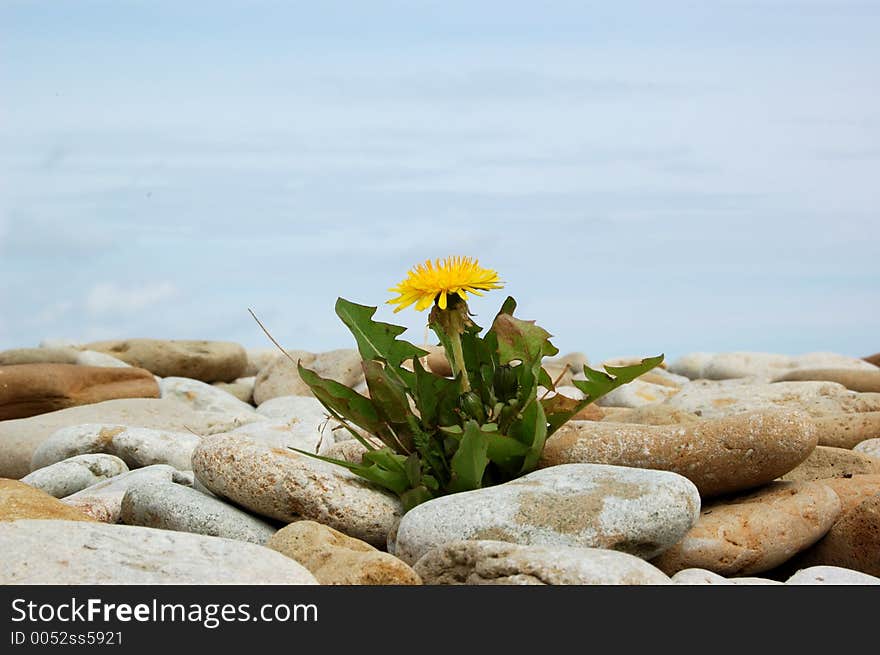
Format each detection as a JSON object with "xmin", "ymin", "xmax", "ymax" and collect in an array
[
  {"xmin": 413, "ymin": 357, "xmax": 461, "ymax": 428},
  {"xmin": 335, "ymin": 297, "xmax": 425, "ymax": 387},
  {"xmin": 492, "ymin": 313, "xmax": 559, "ymax": 367},
  {"xmin": 400, "ymin": 486, "xmax": 435, "ymax": 512},
  {"xmin": 485, "ymin": 433, "xmax": 531, "ymax": 475},
  {"xmin": 288, "ymin": 447, "xmax": 410, "ymax": 495},
  {"xmin": 362, "ymin": 359, "xmax": 415, "ymax": 452},
  {"xmin": 508, "ymin": 395, "xmax": 548, "ymax": 473},
  {"xmin": 448, "ymin": 420, "xmax": 491, "ymax": 493},
  {"xmin": 545, "ymin": 355, "xmax": 665, "ymax": 435}
]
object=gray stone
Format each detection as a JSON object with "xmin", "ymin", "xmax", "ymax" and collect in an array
[
  {"xmin": 0, "ymin": 397, "xmax": 263, "ymax": 479},
  {"xmin": 670, "ymin": 568, "xmax": 782, "ymax": 585},
  {"xmin": 213, "ymin": 377, "xmax": 255, "ymax": 404},
  {"xmin": 191, "ymin": 432, "xmax": 401, "ymax": 546},
  {"xmin": 413, "ymin": 540, "xmax": 671, "ymax": 585},
  {"xmin": 785, "ymin": 566, "xmax": 880, "ymax": 585},
  {"xmin": 62, "ymin": 465, "xmax": 193, "ymax": 523},
  {"xmin": 74, "ymin": 351, "xmax": 131, "ymax": 368},
  {"xmin": 32, "ymin": 424, "xmax": 202, "ymax": 472},
  {"xmin": 392, "ymin": 463, "xmax": 701, "ymax": 565},
  {"xmin": 253, "ymin": 349, "xmax": 363, "ymax": 404},
  {"xmin": 159, "ymin": 376, "xmax": 262, "ymax": 422},
  {"xmin": 854, "ymin": 438, "xmax": 880, "ymax": 459},
  {"xmin": 0, "ymin": 519, "xmax": 317, "ymax": 584},
  {"xmin": 668, "ymin": 352, "xmax": 876, "ymax": 381},
  {"xmin": 21, "ymin": 454, "xmax": 129, "ymax": 497},
  {"xmin": 120, "ymin": 480, "xmax": 277, "ymax": 544}
]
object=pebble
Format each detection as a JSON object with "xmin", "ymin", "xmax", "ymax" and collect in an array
[
  {"xmin": 0, "ymin": 397, "xmax": 261, "ymax": 479},
  {"xmin": 668, "ymin": 352, "xmax": 876, "ymax": 381},
  {"xmin": 774, "ymin": 368, "xmax": 880, "ymax": 392},
  {"xmin": 0, "ymin": 363, "xmax": 159, "ymax": 421},
  {"xmin": 213, "ymin": 376, "xmax": 255, "ymax": 404},
  {"xmin": 81, "ymin": 338, "xmax": 247, "ymax": 382},
  {"xmin": 120, "ymin": 479, "xmax": 277, "ymax": 544},
  {"xmin": 0, "ymin": 479, "xmax": 95, "ymax": 522},
  {"xmin": 0, "ymin": 347, "xmax": 79, "ymax": 365},
  {"xmin": 253, "ymin": 349, "xmax": 363, "ymax": 404},
  {"xmin": 778, "ymin": 446, "xmax": 880, "ymax": 482},
  {"xmin": 392, "ymin": 463, "xmax": 700, "ymax": 565},
  {"xmin": 785, "ymin": 565, "xmax": 880, "ymax": 585},
  {"xmin": 413, "ymin": 540, "xmax": 671, "ymax": 585},
  {"xmin": 0, "ymin": 519, "xmax": 317, "ymax": 584},
  {"xmin": 62, "ymin": 465, "xmax": 193, "ymax": 523},
  {"xmin": 854, "ymin": 438, "xmax": 880, "ymax": 459},
  {"xmin": 865, "ymin": 353, "xmax": 880, "ymax": 367},
  {"xmin": 159, "ymin": 376, "xmax": 261, "ymax": 422},
  {"xmin": 32, "ymin": 423, "xmax": 202, "ymax": 472},
  {"xmin": 600, "ymin": 405, "xmax": 700, "ymax": 425},
  {"xmin": 267, "ymin": 520, "xmax": 421, "ymax": 585},
  {"xmin": 819, "ymin": 475, "xmax": 880, "ymax": 512},
  {"xmin": 540, "ymin": 411, "xmax": 817, "ymax": 497},
  {"xmin": 664, "ymin": 380, "xmax": 880, "ymax": 418},
  {"xmin": 669, "ymin": 568, "xmax": 782, "ymax": 585},
  {"xmin": 191, "ymin": 432, "xmax": 402, "ymax": 546},
  {"xmin": 811, "ymin": 412, "xmax": 880, "ymax": 449},
  {"xmin": 74, "ymin": 350, "xmax": 131, "ymax": 368},
  {"xmin": 595, "ymin": 380, "xmax": 680, "ymax": 408},
  {"xmin": 245, "ymin": 348, "xmax": 280, "ymax": 377},
  {"xmin": 651, "ymin": 481, "xmax": 841, "ymax": 576},
  {"xmin": 21, "ymin": 454, "xmax": 129, "ymax": 497}
]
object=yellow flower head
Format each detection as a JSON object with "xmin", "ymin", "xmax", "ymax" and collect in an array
[{"xmin": 387, "ymin": 256, "xmax": 504, "ymax": 313}]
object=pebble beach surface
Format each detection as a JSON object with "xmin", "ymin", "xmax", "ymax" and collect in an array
[{"xmin": 2, "ymin": 340, "xmax": 879, "ymax": 585}]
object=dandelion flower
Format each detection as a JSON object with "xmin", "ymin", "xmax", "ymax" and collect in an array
[{"xmin": 387, "ymin": 256, "xmax": 504, "ymax": 313}]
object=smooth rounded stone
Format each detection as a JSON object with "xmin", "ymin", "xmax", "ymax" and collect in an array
[
  {"xmin": 785, "ymin": 565, "xmax": 880, "ymax": 585},
  {"xmin": 74, "ymin": 350, "xmax": 131, "ymax": 368},
  {"xmin": 854, "ymin": 438, "xmax": 880, "ymax": 459},
  {"xmin": 231, "ymin": 420, "xmax": 338, "ymax": 457},
  {"xmin": 32, "ymin": 424, "xmax": 202, "ymax": 472},
  {"xmin": 600, "ymin": 405, "xmax": 700, "ymax": 425},
  {"xmin": 0, "ymin": 519, "xmax": 317, "ymax": 584},
  {"xmin": 595, "ymin": 380, "xmax": 680, "ymax": 408},
  {"xmin": 322, "ymin": 440, "xmax": 368, "ymax": 463},
  {"xmin": 392, "ymin": 463, "xmax": 700, "ymax": 566},
  {"xmin": 253, "ymin": 349, "xmax": 363, "ymax": 404},
  {"xmin": 0, "ymin": 363, "xmax": 160, "ymax": 421},
  {"xmin": 425, "ymin": 346, "xmax": 452, "ymax": 377},
  {"xmin": 865, "ymin": 353, "xmax": 880, "ymax": 367},
  {"xmin": 0, "ymin": 397, "xmax": 263, "ymax": 480},
  {"xmin": 775, "ymin": 368, "xmax": 880, "ymax": 392},
  {"xmin": 0, "ymin": 479, "xmax": 95, "ymax": 522},
  {"xmin": 81, "ymin": 338, "xmax": 247, "ymax": 383},
  {"xmin": 252, "ymin": 395, "xmax": 352, "ymax": 453},
  {"xmin": 670, "ymin": 352, "xmax": 877, "ymax": 381},
  {"xmin": 812, "ymin": 412, "xmax": 880, "ymax": 448},
  {"xmin": 664, "ymin": 380, "xmax": 880, "ymax": 419},
  {"xmin": 191, "ymin": 432, "xmax": 402, "ymax": 546},
  {"xmin": 120, "ymin": 479, "xmax": 277, "ymax": 544},
  {"xmin": 413, "ymin": 540, "xmax": 670, "ymax": 585},
  {"xmin": 651, "ymin": 481, "xmax": 842, "ymax": 576},
  {"xmin": 820, "ymin": 475, "xmax": 880, "ymax": 513},
  {"xmin": 779, "ymin": 446, "xmax": 880, "ymax": 482},
  {"xmin": 0, "ymin": 347, "xmax": 79, "ymax": 365},
  {"xmin": 540, "ymin": 411, "xmax": 817, "ymax": 497},
  {"xmin": 788, "ymin": 494, "xmax": 880, "ymax": 576},
  {"xmin": 21, "ymin": 454, "xmax": 129, "ymax": 497},
  {"xmin": 245, "ymin": 348, "xmax": 280, "ymax": 377},
  {"xmin": 213, "ymin": 376, "xmax": 255, "ymax": 404},
  {"xmin": 62, "ymin": 464, "xmax": 193, "ymax": 523},
  {"xmin": 267, "ymin": 520, "xmax": 421, "ymax": 585},
  {"xmin": 159, "ymin": 376, "xmax": 261, "ymax": 422},
  {"xmin": 670, "ymin": 568, "xmax": 782, "ymax": 585},
  {"xmin": 542, "ymin": 352, "xmax": 591, "ymax": 387}
]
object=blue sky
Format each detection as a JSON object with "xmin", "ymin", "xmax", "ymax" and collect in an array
[{"xmin": 2, "ymin": 1, "xmax": 878, "ymax": 363}]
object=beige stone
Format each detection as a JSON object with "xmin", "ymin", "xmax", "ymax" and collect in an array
[
  {"xmin": 267, "ymin": 521, "xmax": 420, "ymax": 585},
  {"xmin": 779, "ymin": 446, "xmax": 880, "ymax": 482},
  {"xmin": 811, "ymin": 412, "xmax": 880, "ymax": 448},
  {"xmin": 820, "ymin": 475, "xmax": 880, "ymax": 513},
  {"xmin": 854, "ymin": 438, "xmax": 880, "ymax": 459},
  {"xmin": 599, "ymin": 405, "xmax": 700, "ymax": 425},
  {"xmin": 651, "ymin": 481, "xmax": 842, "ymax": 576},
  {"xmin": 774, "ymin": 368, "xmax": 880, "ymax": 392},
  {"xmin": 541, "ymin": 411, "xmax": 817, "ymax": 497},
  {"xmin": 0, "ymin": 364, "xmax": 159, "ymax": 421},
  {"xmin": 0, "ymin": 479, "xmax": 94, "ymax": 522},
  {"xmin": 0, "ymin": 347, "xmax": 79, "ymax": 366},
  {"xmin": 82, "ymin": 339, "xmax": 247, "ymax": 382}
]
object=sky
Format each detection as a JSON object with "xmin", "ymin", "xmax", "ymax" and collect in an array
[{"xmin": 1, "ymin": 0, "xmax": 878, "ymax": 364}]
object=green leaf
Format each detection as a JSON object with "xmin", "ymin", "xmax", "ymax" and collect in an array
[
  {"xmin": 400, "ymin": 486, "xmax": 435, "ymax": 512},
  {"xmin": 405, "ymin": 453, "xmax": 421, "ymax": 487},
  {"xmin": 545, "ymin": 355, "xmax": 665, "ymax": 436},
  {"xmin": 448, "ymin": 420, "xmax": 491, "ymax": 493},
  {"xmin": 485, "ymin": 433, "xmax": 530, "ymax": 475},
  {"xmin": 297, "ymin": 362, "xmax": 382, "ymax": 445},
  {"xmin": 288, "ymin": 447, "xmax": 410, "ymax": 495},
  {"xmin": 492, "ymin": 313, "xmax": 559, "ymax": 367},
  {"xmin": 412, "ymin": 357, "xmax": 461, "ymax": 428},
  {"xmin": 335, "ymin": 297, "xmax": 426, "ymax": 387},
  {"xmin": 508, "ymin": 393, "xmax": 548, "ymax": 473},
  {"xmin": 362, "ymin": 359, "xmax": 415, "ymax": 452}
]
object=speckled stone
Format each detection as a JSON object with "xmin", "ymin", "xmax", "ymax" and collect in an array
[
  {"xmin": 785, "ymin": 565, "xmax": 880, "ymax": 585},
  {"xmin": 413, "ymin": 540, "xmax": 671, "ymax": 585},
  {"xmin": 820, "ymin": 475, "xmax": 880, "ymax": 513},
  {"xmin": 779, "ymin": 446, "xmax": 880, "ymax": 482},
  {"xmin": 774, "ymin": 368, "xmax": 880, "ymax": 392},
  {"xmin": 540, "ymin": 411, "xmax": 816, "ymax": 497},
  {"xmin": 811, "ymin": 412, "xmax": 880, "ymax": 449},
  {"xmin": 21, "ymin": 454, "xmax": 129, "ymax": 497},
  {"xmin": 0, "ymin": 479, "xmax": 95, "ymax": 522},
  {"xmin": 392, "ymin": 463, "xmax": 700, "ymax": 566},
  {"xmin": 651, "ymin": 481, "xmax": 842, "ymax": 576},
  {"xmin": 31, "ymin": 423, "xmax": 202, "ymax": 472},
  {"xmin": 120, "ymin": 479, "xmax": 277, "ymax": 544},
  {"xmin": 191, "ymin": 432, "xmax": 401, "ymax": 546},
  {"xmin": 159, "ymin": 376, "xmax": 261, "ymax": 422},
  {"xmin": 0, "ymin": 519, "xmax": 317, "ymax": 584},
  {"xmin": 854, "ymin": 438, "xmax": 880, "ymax": 459},
  {"xmin": 267, "ymin": 521, "xmax": 421, "ymax": 585},
  {"xmin": 599, "ymin": 405, "xmax": 700, "ymax": 425}
]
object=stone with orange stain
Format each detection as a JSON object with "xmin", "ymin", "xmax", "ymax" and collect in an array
[
  {"xmin": 650, "ymin": 481, "xmax": 842, "ymax": 576},
  {"xmin": 779, "ymin": 446, "xmax": 880, "ymax": 482},
  {"xmin": 0, "ymin": 479, "xmax": 94, "ymax": 522},
  {"xmin": 540, "ymin": 410, "xmax": 817, "ymax": 497},
  {"xmin": 191, "ymin": 432, "xmax": 401, "ymax": 546},
  {"xmin": 819, "ymin": 475, "xmax": 880, "ymax": 513},
  {"xmin": 810, "ymin": 412, "xmax": 880, "ymax": 449}
]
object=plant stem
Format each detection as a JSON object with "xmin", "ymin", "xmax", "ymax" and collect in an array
[{"xmin": 449, "ymin": 329, "xmax": 471, "ymax": 393}]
